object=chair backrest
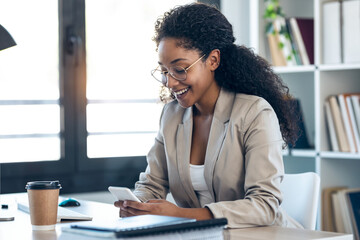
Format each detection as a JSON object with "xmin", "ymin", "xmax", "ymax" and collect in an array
[{"xmin": 279, "ymin": 172, "xmax": 320, "ymax": 230}]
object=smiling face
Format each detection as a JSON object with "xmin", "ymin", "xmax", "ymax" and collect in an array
[{"xmin": 157, "ymin": 37, "xmax": 220, "ymax": 111}]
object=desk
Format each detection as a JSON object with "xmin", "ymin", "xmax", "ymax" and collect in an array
[{"xmin": 0, "ymin": 193, "xmax": 353, "ymax": 240}]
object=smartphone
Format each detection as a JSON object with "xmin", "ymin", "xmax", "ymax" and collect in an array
[{"xmin": 108, "ymin": 186, "xmax": 141, "ymax": 202}]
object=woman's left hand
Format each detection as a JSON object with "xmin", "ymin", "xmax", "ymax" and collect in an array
[{"xmin": 121, "ymin": 199, "xmax": 181, "ymax": 218}]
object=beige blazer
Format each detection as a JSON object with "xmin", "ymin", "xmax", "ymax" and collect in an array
[{"xmin": 133, "ymin": 88, "xmax": 302, "ymax": 229}]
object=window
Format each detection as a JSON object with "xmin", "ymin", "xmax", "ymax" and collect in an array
[
  {"xmin": 0, "ymin": 0, "xmax": 60, "ymax": 163},
  {"xmin": 80, "ymin": 0, "xmax": 194, "ymax": 172},
  {"xmin": 0, "ymin": 0, "xmax": 201, "ymax": 194},
  {"xmin": 85, "ymin": 0, "xmax": 193, "ymax": 158}
]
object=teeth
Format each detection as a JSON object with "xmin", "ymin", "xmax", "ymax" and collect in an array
[{"xmin": 174, "ymin": 87, "xmax": 189, "ymax": 95}]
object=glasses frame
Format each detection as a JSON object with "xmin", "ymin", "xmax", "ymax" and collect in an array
[{"xmin": 151, "ymin": 54, "xmax": 206, "ymax": 85}]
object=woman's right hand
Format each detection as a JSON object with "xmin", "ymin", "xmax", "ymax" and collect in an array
[
  {"xmin": 114, "ymin": 200, "xmax": 126, "ymax": 217},
  {"xmin": 114, "ymin": 200, "xmax": 148, "ymax": 218}
]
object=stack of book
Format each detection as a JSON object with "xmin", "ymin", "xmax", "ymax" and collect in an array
[
  {"xmin": 322, "ymin": 187, "xmax": 360, "ymax": 240},
  {"xmin": 324, "ymin": 94, "xmax": 360, "ymax": 153},
  {"xmin": 267, "ymin": 17, "xmax": 314, "ymax": 66},
  {"xmin": 322, "ymin": 0, "xmax": 360, "ymax": 64}
]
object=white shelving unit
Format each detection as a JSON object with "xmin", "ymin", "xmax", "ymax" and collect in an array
[{"xmin": 237, "ymin": 0, "xmax": 360, "ymax": 230}]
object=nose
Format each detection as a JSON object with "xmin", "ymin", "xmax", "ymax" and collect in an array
[{"xmin": 165, "ymin": 73, "xmax": 179, "ymax": 88}]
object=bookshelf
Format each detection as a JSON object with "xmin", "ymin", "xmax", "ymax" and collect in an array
[{"xmin": 237, "ymin": 0, "xmax": 360, "ymax": 230}]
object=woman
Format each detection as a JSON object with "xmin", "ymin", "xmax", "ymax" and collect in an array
[{"xmin": 114, "ymin": 3, "xmax": 302, "ymax": 228}]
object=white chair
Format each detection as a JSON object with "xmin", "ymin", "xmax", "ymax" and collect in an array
[{"xmin": 279, "ymin": 172, "xmax": 320, "ymax": 230}]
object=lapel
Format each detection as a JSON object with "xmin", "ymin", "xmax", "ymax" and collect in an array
[
  {"xmin": 176, "ymin": 106, "xmax": 201, "ymax": 207},
  {"xmin": 204, "ymin": 89, "xmax": 235, "ymax": 200},
  {"xmin": 176, "ymin": 88, "xmax": 235, "ymax": 207}
]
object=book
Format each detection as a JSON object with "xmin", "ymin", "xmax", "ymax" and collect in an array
[
  {"xmin": 352, "ymin": 96, "xmax": 360, "ymax": 137},
  {"xmin": 338, "ymin": 94, "xmax": 357, "ymax": 153},
  {"xmin": 62, "ymin": 215, "xmax": 227, "ymax": 239},
  {"xmin": 267, "ymin": 23, "xmax": 287, "ymax": 66},
  {"xmin": 337, "ymin": 189, "xmax": 354, "ymax": 234},
  {"xmin": 345, "ymin": 189, "xmax": 360, "ymax": 240},
  {"xmin": 294, "ymin": 18, "xmax": 314, "ymax": 65},
  {"xmin": 285, "ymin": 18, "xmax": 302, "ymax": 65},
  {"xmin": 328, "ymin": 96, "xmax": 350, "ymax": 152},
  {"xmin": 322, "ymin": 0, "xmax": 342, "ymax": 64},
  {"xmin": 288, "ymin": 99, "xmax": 311, "ymax": 149},
  {"xmin": 346, "ymin": 96, "xmax": 360, "ymax": 152},
  {"xmin": 332, "ymin": 189, "xmax": 347, "ymax": 233},
  {"xmin": 289, "ymin": 17, "xmax": 309, "ymax": 65},
  {"xmin": 342, "ymin": 0, "xmax": 360, "ymax": 63},
  {"xmin": 325, "ymin": 101, "xmax": 339, "ymax": 151},
  {"xmin": 332, "ymin": 190, "xmax": 343, "ymax": 233}
]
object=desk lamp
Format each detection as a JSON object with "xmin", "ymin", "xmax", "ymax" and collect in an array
[
  {"xmin": 0, "ymin": 24, "xmax": 16, "ymax": 51},
  {"xmin": 0, "ymin": 24, "xmax": 16, "ymax": 221}
]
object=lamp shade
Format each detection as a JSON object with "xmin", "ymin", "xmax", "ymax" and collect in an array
[{"xmin": 0, "ymin": 24, "xmax": 16, "ymax": 51}]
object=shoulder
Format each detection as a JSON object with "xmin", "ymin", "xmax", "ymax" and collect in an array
[
  {"xmin": 234, "ymin": 94, "xmax": 273, "ymax": 114},
  {"xmin": 232, "ymin": 93, "xmax": 274, "ymax": 116},
  {"xmin": 231, "ymin": 93, "xmax": 279, "ymax": 130}
]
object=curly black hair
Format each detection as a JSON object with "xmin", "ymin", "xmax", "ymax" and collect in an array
[{"xmin": 153, "ymin": 3, "xmax": 299, "ymax": 146}]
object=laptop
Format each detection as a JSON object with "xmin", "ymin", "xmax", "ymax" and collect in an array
[{"xmin": 17, "ymin": 199, "xmax": 92, "ymax": 222}]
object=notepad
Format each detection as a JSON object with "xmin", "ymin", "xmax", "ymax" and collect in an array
[
  {"xmin": 62, "ymin": 214, "xmax": 227, "ymax": 239},
  {"xmin": 17, "ymin": 200, "xmax": 92, "ymax": 222}
]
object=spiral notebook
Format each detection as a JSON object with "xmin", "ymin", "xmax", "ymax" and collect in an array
[{"xmin": 62, "ymin": 214, "xmax": 227, "ymax": 239}]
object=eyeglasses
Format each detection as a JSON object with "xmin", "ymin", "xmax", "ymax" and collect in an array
[{"xmin": 151, "ymin": 54, "xmax": 205, "ymax": 85}]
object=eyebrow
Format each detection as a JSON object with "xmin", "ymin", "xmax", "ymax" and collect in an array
[{"xmin": 158, "ymin": 58, "xmax": 187, "ymax": 65}]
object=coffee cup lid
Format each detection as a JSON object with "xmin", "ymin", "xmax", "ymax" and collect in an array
[{"xmin": 25, "ymin": 181, "xmax": 62, "ymax": 190}]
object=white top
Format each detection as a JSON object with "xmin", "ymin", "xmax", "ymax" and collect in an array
[{"xmin": 189, "ymin": 164, "xmax": 213, "ymax": 207}]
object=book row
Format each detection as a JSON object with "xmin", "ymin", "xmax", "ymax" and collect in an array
[
  {"xmin": 325, "ymin": 94, "xmax": 360, "ymax": 153},
  {"xmin": 267, "ymin": 17, "xmax": 314, "ymax": 67},
  {"xmin": 322, "ymin": 187, "xmax": 360, "ymax": 240}
]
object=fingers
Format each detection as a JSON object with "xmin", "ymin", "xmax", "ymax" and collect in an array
[
  {"xmin": 114, "ymin": 201, "xmax": 140, "ymax": 218},
  {"xmin": 115, "ymin": 200, "xmax": 148, "ymax": 218},
  {"xmin": 120, "ymin": 208, "xmax": 137, "ymax": 218},
  {"xmin": 120, "ymin": 199, "xmax": 180, "ymax": 217},
  {"xmin": 114, "ymin": 200, "xmax": 124, "ymax": 208},
  {"xmin": 118, "ymin": 201, "xmax": 151, "ymax": 217},
  {"xmin": 121, "ymin": 206, "xmax": 149, "ymax": 216},
  {"xmin": 123, "ymin": 200, "xmax": 150, "ymax": 211}
]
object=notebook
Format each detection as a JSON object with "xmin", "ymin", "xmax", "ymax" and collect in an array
[
  {"xmin": 17, "ymin": 199, "xmax": 92, "ymax": 222},
  {"xmin": 62, "ymin": 214, "xmax": 227, "ymax": 239}
]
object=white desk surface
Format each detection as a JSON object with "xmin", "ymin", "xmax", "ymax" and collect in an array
[{"xmin": 0, "ymin": 193, "xmax": 353, "ymax": 240}]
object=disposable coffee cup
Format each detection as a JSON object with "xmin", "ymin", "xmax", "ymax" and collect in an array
[{"xmin": 25, "ymin": 181, "xmax": 62, "ymax": 231}]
